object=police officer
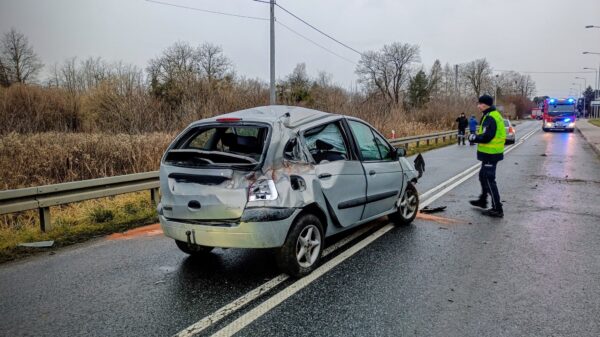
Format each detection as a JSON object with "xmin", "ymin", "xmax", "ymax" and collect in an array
[{"xmin": 468, "ymin": 94, "xmax": 506, "ymax": 217}]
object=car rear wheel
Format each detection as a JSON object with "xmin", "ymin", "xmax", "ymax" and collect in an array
[
  {"xmin": 276, "ymin": 213, "xmax": 323, "ymax": 277},
  {"xmin": 175, "ymin": 240, "xmax": 214, "ymax": 256},
  {"xmin": 389, "ymin": 182, "xmax": 419, "ymax": 225}
]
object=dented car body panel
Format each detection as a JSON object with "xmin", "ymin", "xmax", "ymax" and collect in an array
[{"xmin": 158, "ymin": 105, "xmax": 420, "ymax": 248}]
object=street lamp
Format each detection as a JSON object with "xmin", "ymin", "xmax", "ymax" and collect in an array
[
  {"xmin": 575, "ymin": 76, "xmax": 587, "ymax": 89},
  {"xmin": 583, "ymin": 51, "xmax": 600, "ymax": 117},
  {"xmin": 583, "ymin": 67, "xmax": 598, "ymax": 93},
  {"xmin": 575, "ymin": 77, "xmax": 587, "ymax": 116}
]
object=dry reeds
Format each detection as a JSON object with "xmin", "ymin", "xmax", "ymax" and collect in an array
[{"xmin": 0, "ymin": 132, "xmax": 173, "ymax": 189}]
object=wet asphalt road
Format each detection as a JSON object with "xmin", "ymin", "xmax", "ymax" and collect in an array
[{"xmin": 1, "ymin": 121, "xmax": 599, "ymax": 337}]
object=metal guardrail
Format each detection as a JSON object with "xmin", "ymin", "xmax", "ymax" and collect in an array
[
  {"xmin": 0, "ymin": 172, "xmax": 159, "ymax": 232},
  {"xmin": 389, "ymin": 130, "xmax": 457, "ymax": 148},
  {"xmin": 0, "ymin": 130, "xmax": 456, "ymax": 232}
]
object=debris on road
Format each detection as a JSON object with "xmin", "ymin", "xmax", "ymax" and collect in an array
[
  {"xmin": 18, "ymin": 240, "xmax": 54, "ymax": 248},
  {"xmin": 421, "ymin": 206, "xmax": 446, "ymax": 214}
]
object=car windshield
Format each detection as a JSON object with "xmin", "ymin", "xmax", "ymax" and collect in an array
[
  {"xmin": 548, "ymin": 104, "xmax": 576, "ymax": 116},
  {"xmin": 164, "ymin": 124, "xmax": 269, "ymax": 169},
  {"xmin": 503, "ymin": 120, "xmax": 510, "ymax": 127}
]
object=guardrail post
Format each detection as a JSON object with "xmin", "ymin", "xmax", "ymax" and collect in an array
[
  {"xmin": 39, "ymin": 207, "xmax": 51, "ymax": 232},
  {"xmin": 416, "ymin": 140, "xmax": 420, "ymax": 147},
  {"xmin": 442, "ymin": 136, "xmax": 446, "ymax": 142},
  {"xmin": 150, "ymin": 188, "xmax": 160, "ymax": 206}
]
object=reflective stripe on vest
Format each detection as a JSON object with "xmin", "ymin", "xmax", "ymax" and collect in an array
[{"xmin": 477, "ymin": 110, "xmax": 506, "ymax": 154}]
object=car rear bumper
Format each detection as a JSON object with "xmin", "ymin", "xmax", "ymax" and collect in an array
[
  {"xmin": 158, "ymin": 207, "xmax": 299, "ymax": 248},
  {"xmin": 544, "ymin": 126, "xmax": 574, "ymax": 131}
]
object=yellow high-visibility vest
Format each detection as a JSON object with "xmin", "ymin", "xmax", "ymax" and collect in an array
[{"xmin": 477, "ymin": 110, "xmax": 506, "ymax": 154}]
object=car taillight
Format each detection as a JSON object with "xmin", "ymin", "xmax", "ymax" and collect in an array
[
  {"xmin": 248, "ymin": 179, "xmax": 278, "ymax": 201},
  {"xmin": 508, "ymin": 127, "xmax": 514, "ymax": 134}
]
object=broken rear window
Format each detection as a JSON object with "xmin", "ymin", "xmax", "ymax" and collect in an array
[{"xmin": 164, "ymin": 124, "xmax": 270, "ymax": 169}]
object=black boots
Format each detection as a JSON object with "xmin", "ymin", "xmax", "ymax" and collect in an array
[
  {"xmin": 470, "ymin": 197, "xmax": 503, "ymax": 217},
  {"xmin": 469, "ymin": 198, "xmax": 488, "ymax": 209},
  {"xmin": 482, "ymin": 208, "xmax": 504, "ymax": 218}
]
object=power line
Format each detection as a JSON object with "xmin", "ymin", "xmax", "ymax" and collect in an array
[
  {"xmin": 274, "ymin": 3, "xmax": 363, "ymax": 56},
  {"xmin": 495, "ymin": 69, "xmax": 595, "ymax": 74},
  {"xmin": 146, "ymin": 0, "xmax": 269, "ymax": 21},
  {"xmin": 276, "ymin": 20, "xmax": 357, "ymax": 65}
]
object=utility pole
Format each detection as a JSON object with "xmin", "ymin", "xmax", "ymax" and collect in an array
[
  {"xmin": 269, "ymin": 0, "xmax": 276, "ymax": 105},
  {"xmin": 454, "ymin": 64, "xmax": 458, "ymax": 94}
]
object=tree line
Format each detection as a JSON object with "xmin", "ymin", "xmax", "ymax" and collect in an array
[{"xmin": 0, "ymin": 28, "xmax": 538, "ymax": 135}]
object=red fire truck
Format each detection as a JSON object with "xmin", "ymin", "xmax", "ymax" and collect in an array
[{"xmin": 541, "ymin": 98, "xmax": 576, "ymax": 132}]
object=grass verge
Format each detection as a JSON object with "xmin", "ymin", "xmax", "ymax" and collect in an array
[
  {"xmin": 589, "ymin": 119, "xmax": 600, "ymax": 127},
  {"xmin": 0, "ymin": 192, "xmax": 157, "ymax": 263},
  {"xmin": 406, "ymin": 136, "xmax": 460, "ymax": 156}
]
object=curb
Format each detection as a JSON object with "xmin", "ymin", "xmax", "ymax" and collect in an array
[{"xmin": 576, "ymin": 120, "xmax": 600, "ymax": 157}]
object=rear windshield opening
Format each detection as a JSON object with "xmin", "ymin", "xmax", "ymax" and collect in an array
[{"xmin": 165, "ymin": 124, "xmax": 269, "ymax": 168}]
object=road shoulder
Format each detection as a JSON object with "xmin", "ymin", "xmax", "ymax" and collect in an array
[{"xmin": 576, "ymin": 119, "xmax": 600, "ymax": 156}]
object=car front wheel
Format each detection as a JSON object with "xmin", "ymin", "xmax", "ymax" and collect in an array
[
  {"xmin": 276, "ymin": 213, "xmax": 323, "ymax": 277},
  {"xmin": 389, "ymin": 182, "xmax": 419, "ymax": 225}
]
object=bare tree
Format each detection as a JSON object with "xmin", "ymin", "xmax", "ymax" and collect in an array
[
  {"xmin": 147, "ymin": 42, "xmax": 198, "ymax": 86},
  {"xmin": 356, "ymin": 42, "xmax": 420, "ymax": 104},
  {"xmin": 0, "ymin": 28, "xmax": 43, "ymax": 85},
  {"xmin": 0, "ymin": 58, "xmax": 9, "ymax": 87},
  {"xmin": 460, "ymin": 58, "xmax": 492, "ymax": 97},
  {"xmin": 427, "ymin": 59, "xmax": 442, "ymax": 95},
  {"xmin": 196, "ymin": 43, "xmax": 231, "ymax": 82}
]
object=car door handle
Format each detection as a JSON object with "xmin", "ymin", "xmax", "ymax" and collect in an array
[
  {"xmin": 369, "ymin": 170, "xmax": 376, "ymax": 175},
  {"xmin": 318, "ymin": 173, "xmax": 332, "ymax": 179}
]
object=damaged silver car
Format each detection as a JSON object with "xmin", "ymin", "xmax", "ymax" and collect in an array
[{"xmin": 158, "ymin": 106, "xmax": 422, "ymax": 277}]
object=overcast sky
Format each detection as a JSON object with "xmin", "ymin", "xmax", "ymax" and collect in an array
[{"xmin": 1, "ymin": 0, "xmax": 599, "ymax": 98}]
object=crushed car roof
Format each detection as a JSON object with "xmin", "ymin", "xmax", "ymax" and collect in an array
[{"xmin": 200, "ymin": 105, "xmax": 336, "ymax": 129}]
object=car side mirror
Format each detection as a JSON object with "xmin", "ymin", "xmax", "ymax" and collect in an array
[{"xmin": 395, "ymin": 147, "xmax": 406, "ymax": 158}]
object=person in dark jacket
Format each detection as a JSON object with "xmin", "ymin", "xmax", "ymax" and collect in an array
[
  {"xmin": 455, "ymin": 113, "xmax": 468, "ymax": 145},
  {"xmin": 468, "ymin": 95, "xmax": 506, "ymax": 217},
  {"xmin": 468, "ymin": 115, "xmax": 478, "ymax": 145}
]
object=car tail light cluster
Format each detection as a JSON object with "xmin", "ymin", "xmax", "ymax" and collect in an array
[{"xmin": 248, "ymin": 179, "xmax": 278, "ymax": 201}]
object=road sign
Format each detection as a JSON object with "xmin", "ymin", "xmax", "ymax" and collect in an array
[{"xmin": 591, "ymin": 101, "xmax": 600, "ymax": 106}]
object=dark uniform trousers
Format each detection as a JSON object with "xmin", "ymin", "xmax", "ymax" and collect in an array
[{"xmin": 479, "ymin": 161, "xmax": 502, "ymax": 210}]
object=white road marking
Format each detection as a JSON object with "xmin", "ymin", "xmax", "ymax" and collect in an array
[
  {"xmin": 210, "ymin": 223, "xmax": 396, "ymax": 337},
  {"xmin": 175, "ymin": 124, "xmax": 539, "ymax": 337},
  {"xmin": 174, "ymin": 222, "xmax": 376, "ymax": 337}
]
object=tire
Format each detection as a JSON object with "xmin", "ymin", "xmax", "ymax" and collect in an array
[
  {"xmin": 276, "ymin": 213, "xmax": 324, "ymax": 278},
  {"xmin": 389, "ymin": 182, "xmax": 419, "ymax": 226},
  {"xmin": 542, "ymin": 128, "xmax": 549, "ymax": 132},
  {"xmin": 175, "ymin": 240, "xmax": 214, "ymax": 256}
]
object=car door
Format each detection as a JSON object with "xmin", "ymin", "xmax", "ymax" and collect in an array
[
  {"xmin": 303, "ymin": 120, "xmax": 367, "ymax": 228},
  {"xmin": 347, "ymin": 119, "xmax": 404, "ymax": 220}
]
